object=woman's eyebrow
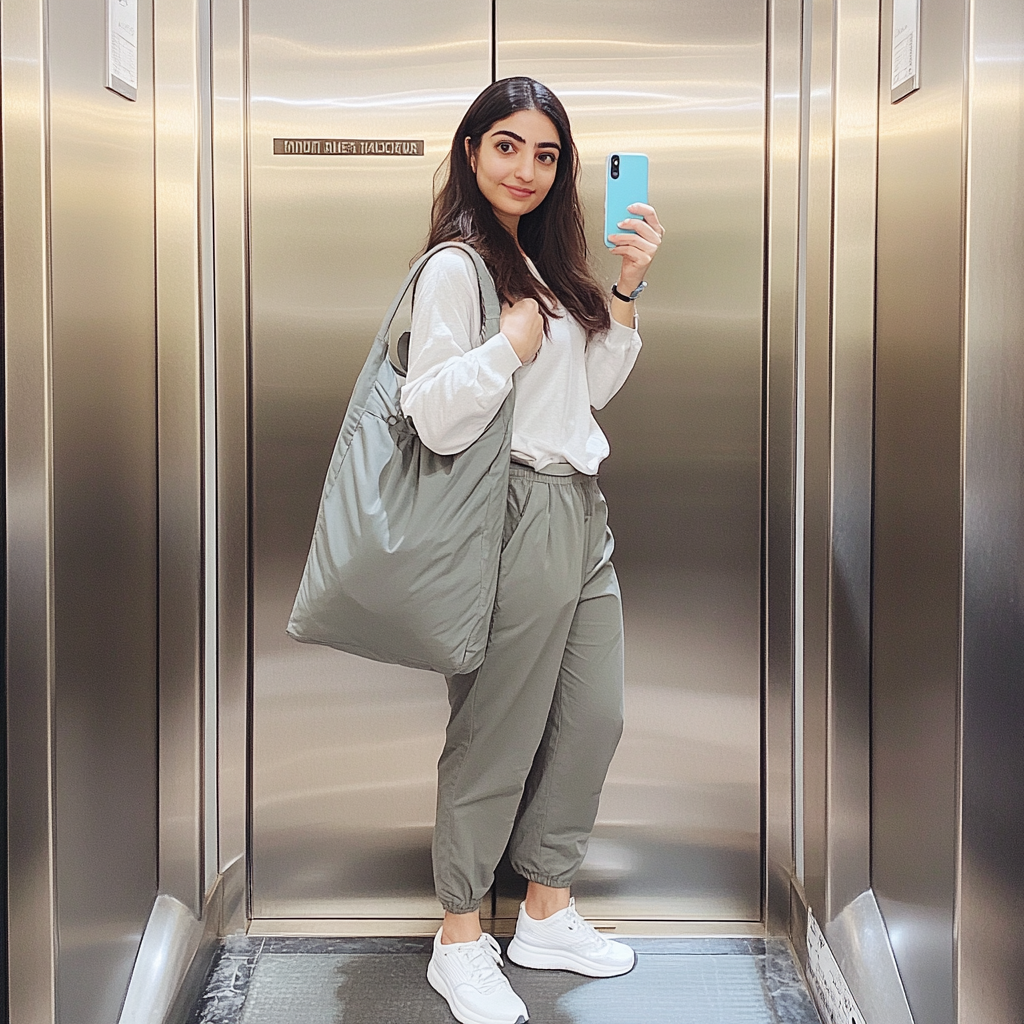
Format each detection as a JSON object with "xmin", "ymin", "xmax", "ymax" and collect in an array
[{"xmin": 492, "ymin": 129, "xmax": 561, "ymax": 151}]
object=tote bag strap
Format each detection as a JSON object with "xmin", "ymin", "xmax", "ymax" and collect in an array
[{"xmin": 383, "ymin": 241, "xmax": 501, "ymax": 374}]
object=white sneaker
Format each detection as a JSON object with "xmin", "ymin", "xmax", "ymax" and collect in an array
[
  {"xmin": 427, "ymin": 928, "xmax": 529, "ymax": 1024},
  {"xmin": 506, "ymin": 898, "xmax": 636, "ymax": 978}
]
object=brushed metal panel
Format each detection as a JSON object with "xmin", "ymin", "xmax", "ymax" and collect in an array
[
  {"xmin": 2, "ymin": 0, "xmax": 59, "ymax": 1019},
  {"xmin": 247, "ymin": 0, "xmax": 491, "ymax": 919},
  {"xmin": 497, "ymin": 0, "xmax": 765, "ymax": 921},
  {"xmin": 248, "ymin": 918, "xmax": 766, "ymax": 938},
  {"xmin": 117, "ymin": 895, "xmax": 209, "ymax": 1024},
  {"xmin": 155, "ymin": 0, "xmax": 207, "ymax": 917},
  {"xmin": 825, "ymin": 0, "xmax": 879, "ymax": 919},
  {"xmin": 798, "ymin": 0, "xmax": 834, "ymax": 919},
  {"xmin": 764, "ymin": 0, "xmax": 803, "ymax": 935},
  {"xmin": 872, "ymin": 0, "xmax": 966, "ymax": 1021},
  {"xmin": 823, "ymin": 890, "xmax": 914, "ymax": 1024},
  {"xmin": 212, "ymin": 0, "xmax": 250, "ymax": 874},
  {"xmin": 959, "ymin": 0, "xmax": 1024, "ymax": 1019},
  {"xmin": 118, "ymin": 859, "xmax": 242, "ymax": 1024},
  {"xmin": 43, "ymin": 0, "xmax": 160, "ymax": 1018},
  {"xmin": 197, "ymin": 0, "xmax": 220, "ymax": 896}
]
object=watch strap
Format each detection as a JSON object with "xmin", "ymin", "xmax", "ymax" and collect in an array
[{"xmin": 612, "ymin": 281, "xmax": 647, "ymax": 302}]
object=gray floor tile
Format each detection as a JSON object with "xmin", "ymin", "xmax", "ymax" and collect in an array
[
  {"xmin": 757, "ymin": 940, "xmax": 822, "ymax": 1024},
  {"xmin": 189, "ymin": 951, "xmax": 261, "ymax": 1024},
  {"xmin": 234, "ymin": 950, "xmax": 820, "ymax": 1024}
]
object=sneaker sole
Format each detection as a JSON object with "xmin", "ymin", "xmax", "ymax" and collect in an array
[
  {"xmin": 426, "ymin": 958, "xmax": 529, "ymax": 1024},
  {"xmin": 506, "ymin": 936, "xmax": 636, "ymax": 978}
]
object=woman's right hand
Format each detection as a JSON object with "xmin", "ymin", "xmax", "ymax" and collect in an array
[{"xmin": 501, "ymin": 298, "xmax": 544, "ymax": 364}]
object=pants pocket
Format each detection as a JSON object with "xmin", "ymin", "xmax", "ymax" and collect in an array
[{"xmin": 502, "ymin": 477, "xmax": 535, "ymax": 552}]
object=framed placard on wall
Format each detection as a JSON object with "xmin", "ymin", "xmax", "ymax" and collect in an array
[
  {"xmin": 106, "ymin": 0, "xmax": 138, "ymax": 100},
  {"xmin": 891, "ymin": 0, "xmax": 921, "ymax": 101}
]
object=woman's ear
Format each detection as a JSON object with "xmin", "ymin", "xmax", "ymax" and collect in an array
[{"xmin": 464, "ymin": 136, "xmax": 476, "ymax": 174}]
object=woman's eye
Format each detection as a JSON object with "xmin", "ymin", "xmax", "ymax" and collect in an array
[
  {"xmin": 497, "ymin": 141, "xmax": 513, "ymax": 153},
  {"xmin": 539, "ymin": 153, "xmax": 556, "ymax": 165}
]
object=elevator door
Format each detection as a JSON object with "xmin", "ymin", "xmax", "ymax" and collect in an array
[{"xmin": 248, "ymin": 1, "xmax": 765, "ymax": 925}]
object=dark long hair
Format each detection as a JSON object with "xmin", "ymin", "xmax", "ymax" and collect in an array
[{"xmin": 421, "ymin": 77, "xmax": 611, "ymax": 339}]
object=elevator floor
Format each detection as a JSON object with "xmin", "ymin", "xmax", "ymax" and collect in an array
[{"xmin": 188, "ymin": 935, "xmax": 822, "ymax": 1024}]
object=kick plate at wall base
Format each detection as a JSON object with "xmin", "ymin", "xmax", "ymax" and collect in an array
[
  {"xmin": 247, "ymin": 918, "xmax": 766, "ymax": 939},
  {"xmin": 806, "ymin": 911, "xmax": 867, "ymax": 1024}
]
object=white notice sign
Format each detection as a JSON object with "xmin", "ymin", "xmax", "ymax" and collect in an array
[
  {"xmin": 806, "ymin": 911, "xmax": 867, "ymax": 1024},
  {"xmin": 106, "ymin": 0, "xmax": 138, "ymax": 101},
  {"xmin": 891, "ymin": 0, "xmax": 921, "ymax": 102}
]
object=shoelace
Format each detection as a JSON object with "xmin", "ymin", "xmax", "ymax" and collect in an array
[
  {"xmin": 562, "ymin": 898, "xmax": 610, "ymax": 951},
  {"xmin": 450, "ymin": 933, "xmax": 508, "ymax": 992}
]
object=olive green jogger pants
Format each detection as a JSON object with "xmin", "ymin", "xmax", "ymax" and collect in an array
[{"xmin": 433, "ymin": 463, "xmax": 625, "ymax": 915}]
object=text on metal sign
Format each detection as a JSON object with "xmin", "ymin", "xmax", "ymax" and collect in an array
[{"xmin": 274, "ymin": 138, "xmax": 424, "ymax": 156}]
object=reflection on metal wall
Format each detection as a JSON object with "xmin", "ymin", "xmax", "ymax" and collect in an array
[
  {"xmin": 211, "ymin": 0, "xmax": 251, "ymax": 880},
  {"xmin": 873, "ymin": 0, "xmax": 966, "ymax": 1021},
  {"xmin": 825, "ymin": 0, "xmax": 879, "ymax": 921},
  {"xmin": 2, "ymin": 0, "xmax": 61, "ymax": 1016},
  {"xmin": 764, "ymin": 0, "xmax": 802, "ymax": 936},
  {"xmin": 799, "ymin": 0, "xmax": 836, "ymax": 914},
  {"xmin": 248, "ymin": 0, "xmax": 492, "ymax": 921},
  {"xmin": 49, "ymin": 0, "xmax": 160, "ymax": 1020},
  {"xmin": 4, "ymin": 0, "xmax": 162, "ymax": 1019},
  {"xmin": 959, "ymin": 0, "xmax": 1024, "ymax": 1020},
  {"xmin": 496, "ymin": 0, "xmax": 765, "ymax": 922},
  {"xmin": 248, "ymin": 0, "xmax": 765, "ymax": 925}
]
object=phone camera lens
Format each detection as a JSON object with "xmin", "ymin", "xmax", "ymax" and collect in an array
[{"xmin": 611, "ymin": 154, "xmax": 619, "ymax": 179}]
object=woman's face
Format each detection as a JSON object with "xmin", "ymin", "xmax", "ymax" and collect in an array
[{"xmin": 468, "ymin": 108, "xmax": 561, "ymax": 234}]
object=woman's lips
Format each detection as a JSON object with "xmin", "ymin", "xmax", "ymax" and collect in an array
[{"xmin": 503, "ymin": 183, "xmax": 534, "ymax": 199}]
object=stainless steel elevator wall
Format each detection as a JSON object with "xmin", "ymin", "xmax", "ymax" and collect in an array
[
  {"xmin": 249, "ymin": 1, "xmax": 765, "ymax": 924},
  {"xmin": 249, "ymin": 0, "xmax": 493, "ymax": 921},
  {"xmin": 959, "ymin": 0, "xmax": 1024, "ymax": 1020},
  {"xmin": 48, "ymin": 0, "xmax": 160, "ymax": 1019},
  {"xmin": 872, "ymin": 0, "xmax": 966, "ymax": 1020},
  {"xmin": 495, "ymin": 1, "xmax": 765, "ymax": 922}
]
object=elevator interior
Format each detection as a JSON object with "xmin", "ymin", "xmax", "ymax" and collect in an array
[
  {"xmin": 247, "ymin": 0, "xmax": 766, "ymax": 929},
  {"xmin": 4, "ymin": 0, "xmax": 1024, "ymax": 1022}
]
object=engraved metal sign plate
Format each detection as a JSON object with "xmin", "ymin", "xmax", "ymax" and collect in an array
[{"xmin": 273, "ymin": 138, "xmax": 425, "ymax": 156}]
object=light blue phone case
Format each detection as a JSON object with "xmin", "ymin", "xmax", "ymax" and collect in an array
[{"xmin": 604, "ymin": 153, "xmax": 649, "ymax": 249}]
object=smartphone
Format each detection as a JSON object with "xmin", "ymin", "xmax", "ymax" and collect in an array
[{"xmin": 604, "ymin": 153, "xmax": 649, "ymax": 249}]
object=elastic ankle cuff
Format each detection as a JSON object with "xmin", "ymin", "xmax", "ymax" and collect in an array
[{"xmin": 439, "ymin": 898, "xmax": 484, "ymax": 915}]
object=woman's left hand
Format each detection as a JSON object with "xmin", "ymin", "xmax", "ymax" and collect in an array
[{"xmin": 607, "ymin": 203, "xmax": 665, "ymax": 294}]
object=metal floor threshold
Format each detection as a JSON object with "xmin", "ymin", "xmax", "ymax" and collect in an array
[{"xmin": 187, "ymin": 936, "xmax": 822, "ymax": 1024}]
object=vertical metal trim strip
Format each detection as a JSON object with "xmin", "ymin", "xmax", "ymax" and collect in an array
[
  {"xmin": 211, "ymin": 0, "xmax": 251, "ymax": 925},
  {"xmin": 241, "ymin": 0, "xmax": 255, "ymax": 924},
  {"xmin": 490, "ymin": 0, "xmax": 497, "ymax": 83},
  {"xmin": 793, "ymin": 0, "xmax": 813, "ymax": 889},
  {"xmin": 197, "ymin": 0, "xmax": 220, "ymax": 895},
  {"xmin": 764, "ymin": 0, "xmax": 805, "ymax": 934},
  {"xmin": 799, "ymin": 0, "xmax": 837, "ymax": 917},
  {"xmin": 824, "ymin": 0, "xmax": 881, "ymax": 920},
  {"xmin": 760, "ymin": 0, "xmax": 773, "ymax": 930},
  {"xmin": 953, "ymin": 0, "xmax": 974, "ymax": 1014},
  {"xmin": 154, "ymin": 0, "xmax": 206, "ymax": 918},
  {"xmin": 2, "ymin": 0, "xmax": 59, "ymax": 1017}
]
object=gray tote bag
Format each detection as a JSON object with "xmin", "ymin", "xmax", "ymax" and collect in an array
[{"xmin": 287, "ymin": 242, "xmax": 513, "ymax": 675}]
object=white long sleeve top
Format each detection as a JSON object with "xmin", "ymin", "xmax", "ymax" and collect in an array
[{"xmin": 399, "ymin": 247, "xmax": 642, "ymax": 475}]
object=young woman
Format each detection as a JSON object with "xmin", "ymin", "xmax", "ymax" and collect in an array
[{"xmin": 400, "ymin": 77, "xmax": 664, "ymax": 1024}]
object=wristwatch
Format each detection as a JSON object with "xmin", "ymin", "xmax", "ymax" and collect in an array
[{"xmin": 612, "ymin": 281, "xmax": 647, "ymax": 303}]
